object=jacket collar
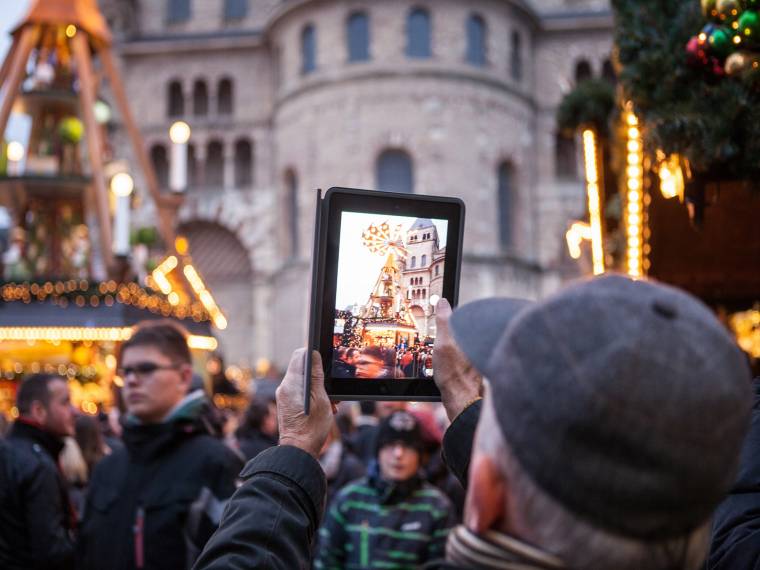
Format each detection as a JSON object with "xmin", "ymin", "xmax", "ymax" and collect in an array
[
  {"xmin": 445, "ymin": 526, "xmax": 565, "ymax": 570},
  {"xmin": 9, "ymin": 418, "xmax": 65, "ymax": 460}
]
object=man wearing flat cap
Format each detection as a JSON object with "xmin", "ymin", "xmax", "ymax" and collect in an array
[{"xmin": 193, "ymin": 275, "xmax": 752, "ymax": 570}]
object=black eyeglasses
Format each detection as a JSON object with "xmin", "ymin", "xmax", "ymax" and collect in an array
[{"xmin": 117, "ymin": 362, "xmax": 179, "ymax": 378}]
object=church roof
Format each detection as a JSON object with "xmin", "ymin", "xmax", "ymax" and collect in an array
[{"xmin": 410, "ymin": 218, "xmax": 434, "ymax": 231}]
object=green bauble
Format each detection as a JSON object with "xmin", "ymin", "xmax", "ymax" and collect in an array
[
  {"xmin": 739, "ymin": 10, "xmax": 760, "ymax": 40},
  {"xmin": 703, "ymin": 0, "xmax": 719, "ymax": 18},
  {"xmin": 58, "ymin": 116, "xmax": 84, "ymax": 144},
  {"xmin": 718, "ymin": 0, "xmax": 741, "ymax": 19},
  {"xmin": 709, "ymin": 27, "xmax": 734, "ymax": 57}
]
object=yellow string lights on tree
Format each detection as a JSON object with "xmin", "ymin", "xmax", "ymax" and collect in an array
[{"xmin": 624, "ymin": 108, "xmax": 648, "ymax": 278}]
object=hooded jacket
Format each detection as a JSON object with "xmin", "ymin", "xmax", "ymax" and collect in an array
[
  {"xmin": 0, "ymin": 420, "xmax": 76, "ymax": 570},
  {"xmin": 78, "ymin": 392, "xmax": 242, "ymax": 570}
]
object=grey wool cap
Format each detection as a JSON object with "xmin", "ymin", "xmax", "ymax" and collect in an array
[{"xmin": 449, "ymin": 274, "xmax": 752, "ymax": 539}]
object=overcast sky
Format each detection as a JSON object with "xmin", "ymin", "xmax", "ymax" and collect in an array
[{"xmin": 335, "ymin": 212, "xmax": 448, "ymax": 310}]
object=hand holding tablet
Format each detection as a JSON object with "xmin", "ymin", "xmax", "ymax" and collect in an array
[{"xmin": 306, "ymin": 187, "xmax": 465, "ymax": 403}]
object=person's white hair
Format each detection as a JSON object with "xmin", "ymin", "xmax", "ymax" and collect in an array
[{"xmin": 475, "ymin": 395, "xmax": 711, "ymax": 570}]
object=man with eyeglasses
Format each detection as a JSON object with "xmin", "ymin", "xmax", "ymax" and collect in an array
[{"xmin": 78, "ymin": 321, "xmax": 242, "ymax": 570}]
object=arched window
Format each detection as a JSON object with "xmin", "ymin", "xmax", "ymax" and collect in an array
[
  {"xmin": 411, "ymin": 256, "xmax": 416, "ymax": 268},
  {"xmin": 167, "ymin": 80, "xmax": 184, "ymax": 117},
  {"xmin": 510, "ymin": 31, "xmax": 522, "ymax": 81},
  {"xmin": 435, "ymin": 265, "xmax": 439, "ymax": 276},
  {"xmin": 150, "ymin": 144, "xmax": 169, "ymax": 188},
  {"xmin": 193, "ymin": 80, "xmax": 209, "ymax": 116},
  {"xmin": 167, "ymin": 0, "xmax": 191, "ymax": 23},
  {"xmin": 407, "ymin": 8, "xmax": 431, "ymax": 58},
  {"xmin": 376, "ymin": 149, "xmax": 413, "ymax": 194},
  {"xmin": 466, "ymin": 14, "xmax": 486, "ymax": 66},
  {"xmin": 285, "ymin": 170, "xmax": 299, "ymax": 257},
  {"xmin": 206, "ymin": 140, "xmax": 224, "ymax": 188},
  {"xmin": 421, "ymin": 254, "xmax": 427, "ymax": 266},
  {"xmin": 302, "ymin": 24, "xmax": 316, "ymax": 74},
  {"xmin": 234, "ymin": 138, "xmax": 253, "ymax": 187},
  {"xmin": 347, "ymin": 12, "xmax": 370, "ymax": 62},
  {"xmin": 224, "ymin": 0, "xmax": 247, "ymax": 21},
  {"xmin": 602, "ymin": 59, "xmax": 616, "ymax": 84},
  {"xmin": 217, "ymin": 78, "xmax": 233, "ymax": 115},
  {"xmin": 555, "ymin": 132, "xmax": 577, "ymax": 179},
  {"xmin": 497, "ymin": 162, "xmax": 515, "ymax": 249},
  {"xmin": 575, "ymin": 59, "xmax": 593, "ymax": 83}
]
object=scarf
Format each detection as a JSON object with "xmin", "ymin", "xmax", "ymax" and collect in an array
[{"xmin": 446, "ymin": 526, "xmax": 565, "ymax": 570}]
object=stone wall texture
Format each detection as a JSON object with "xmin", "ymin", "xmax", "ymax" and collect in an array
[{"xmin": 102, "ymin": 0, "xmax": 614, "ymax": 369}]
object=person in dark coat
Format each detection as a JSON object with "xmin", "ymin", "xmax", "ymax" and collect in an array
[
  {"xmin": 78, "ymin": 321, "xmax": 242, "ymax": 570},
  {"xmin": 319, "ymin": 421, "xmax": 365, "ymax": 509},
  {"xmin": 708, "ymin": 376, "xmax": 760, "ymax": 569},
  {"xmin": 193, "ymin": 277, "xmax": 753, "ymax": 570},
  {"xmin": 0, "ymin": 373, "xmax": 77, "ymax": 570},
  {"xmin": 236, "ymin": 383, "xmax": 278, "ymax": 461}
]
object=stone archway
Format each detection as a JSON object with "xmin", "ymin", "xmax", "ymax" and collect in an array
[{"xmin": 178, "ymin": 220, "xmax": 253, "ymax": 366}]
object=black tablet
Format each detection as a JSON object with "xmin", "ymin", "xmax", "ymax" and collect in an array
[{"xmin": 307, "ymin": 187, "xmax": 464, "ymax": 402}]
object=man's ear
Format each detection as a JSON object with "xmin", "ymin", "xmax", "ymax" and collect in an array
[
  {"xmin": 464, "ymin": 451, "xmax": 508, "ymax": 534},
  {"xmin": 28, "ymin": 399, "xmax": 48, "ymax": 425},
  {"xmin": 178, "ymin": 364, "xmax": 193, "ymax": 393}
]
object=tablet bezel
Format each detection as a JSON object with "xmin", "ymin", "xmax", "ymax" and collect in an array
[{"xmin": 314, "ymin": 187, "xmax": 464, "ymax": 401}]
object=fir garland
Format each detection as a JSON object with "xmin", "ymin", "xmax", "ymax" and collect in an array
[{"xmin": 612, "ymin": 0, "xmax": 760, "ymax": 183}]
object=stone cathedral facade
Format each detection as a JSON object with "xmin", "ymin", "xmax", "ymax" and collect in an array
[{"xmin": 100, "ymin": 0, "xmax": 614, "ymax": 369}]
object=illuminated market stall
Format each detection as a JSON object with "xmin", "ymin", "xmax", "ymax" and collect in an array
[
  {"xmin": 561, "ymin": 0, "xmax": 760, "ymax": 364},
  {"xmin": 0, "ymin": 0, "xmax": 226, "ymax": 417}
]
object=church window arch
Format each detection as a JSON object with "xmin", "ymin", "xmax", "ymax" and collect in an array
[
  {"xmin": 302, "ymin": 24, "xmax": 317, "ymax": 74},
  {"xmin": 150, "ymin": 144, "xmax": 169, "ymax": 188},
  {"xmin": 217, "ymin": 77, "xmax": 234, "ymax": 115},
  {"xmin": 497, "ymin": 161, "xmax": 515, "ymax": 249},
  {"xmin": 407, "ymin": 7, "xmax": 431, "ymax": 58},
  {"xmin": 167, "ymin": 80, "xmax": 184, "ymax": 117},
  {"xmin": 193, "ymin": 79, "xmax": 209, "ymax": 116},
  {"xmin": 206, "ymin": 140, "xmax": 224, "ymax": 188},
  {"xmin": 466, "ymin": 13, "xmax": 487, "ymax": 66},
  {"xmin": 376, "ymin": 149, "xmax": 414, "ymax": 194},
  {"xmin": 347, "ymin": 12, "xmax": 370, "ymax": 62}
]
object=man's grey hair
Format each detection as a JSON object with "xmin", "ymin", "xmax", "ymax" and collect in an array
[{"xmin": 475, "ymin": 394, "xmax": 711, "ymax": 570}]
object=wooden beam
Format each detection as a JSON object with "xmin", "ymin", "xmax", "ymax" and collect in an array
[
  {"xmin": 0, "ymin": 26, "xmax": 39, "ymax": 141},
  {"xmin": 70, "ymin": 31, "xmax": 115, "ymax": 271},
  {"xmin": 99, "ymin": 45, "xmax": 179, "ymax": 250},
  {"xmin": 0, "ymin": 34, "xmax": 19, "ymax": 88}
]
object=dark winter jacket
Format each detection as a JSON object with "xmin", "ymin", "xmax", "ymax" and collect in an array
[
  {"xmin": 78, "ymin": 400, "xmax": 242, "ymax": 570},
  {"xmin": 314, "ymin": 467, "xmax": 456, "ymax": 569},
  {"xmin": 708, "ymin": 377, "xmax": 760, "ymax": 569},
  {"xmin": 193, "ymin": 400, "xmax": 482, "ymax": 570},
  {"xmin": 237, "ymin": 429, "xmax": 277, "ymax": 461},
  {"xmin": 0, "ymin": 420, "xmax": 76, "ymax": 570}
]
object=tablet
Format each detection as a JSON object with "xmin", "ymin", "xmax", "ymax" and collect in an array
[{"xmin": 307, "ymin": 187, "xmax": 464, "ymax": 402}]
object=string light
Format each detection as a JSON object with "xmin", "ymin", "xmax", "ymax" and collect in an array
[
  {"xmin": 565, "ymin": 221, "xmax": 593, "ymax": 260},
  {"xmin": 183, "ymin": 264, "xmax": 228, "ymax": 330},
  {"xmin": 0, "ymin": 327, "xmax": 217, "ymax": 351},
  {"xmin": 582, "ymin": 129, "xmax": 605, "ymax": 275},
  {"xmin": 624, "ymin": 106, "xmax": 647, "ymax": 278}
]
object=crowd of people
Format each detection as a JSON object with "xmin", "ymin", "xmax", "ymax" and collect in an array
[
  {"xmin": 333, "ymin": 344, "xmax": 435, "ymax": 378},
  {"xmin": 0, "ymin": 274, "xmax": 759, "ymax": 569}
]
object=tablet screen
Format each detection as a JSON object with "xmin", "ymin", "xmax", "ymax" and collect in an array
[{"xmin": 331, "ymin": 211, "xmax": 448, "ymax": 380}]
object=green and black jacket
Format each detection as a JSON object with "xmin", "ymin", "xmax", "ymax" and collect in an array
[{"xmin": 314, "ymin": 467, "xmax": 456, "ymax": 570}]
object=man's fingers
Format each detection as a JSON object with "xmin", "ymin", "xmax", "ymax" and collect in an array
[
  {"xmin": 435, "ymin": 298, "xmax": 453, "ymax": 342},
  {"xmin": 284, "ymin": 348, "xmax": 307, "ymax": 380},
  {"xmin": 309, "ymin": 350, "xmax": 324, "ymax": 389}
]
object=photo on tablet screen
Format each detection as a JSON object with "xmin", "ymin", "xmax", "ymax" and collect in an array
[{"xmin": 332, "ymin": 211, "xmax": 448, "ymax": 380}]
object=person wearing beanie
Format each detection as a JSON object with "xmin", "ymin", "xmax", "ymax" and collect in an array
[
  {"xmin": 193, "ymin": 275, "xmax": 751, "ymax": 570},
  {"xmin": 314, "ymin": 410, "xmax": 455, "ymax": 569}
]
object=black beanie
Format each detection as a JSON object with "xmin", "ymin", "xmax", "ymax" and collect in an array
[{"xmin": 375, "ymin": 411, "xmax": 423, "ymax": 456}]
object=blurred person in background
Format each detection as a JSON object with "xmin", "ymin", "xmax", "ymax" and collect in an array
[
  {"xmin": 0, "ymin": 373, "xmax": 76, "ymax": 570},
  {"xmin": 59, "ymin": 435, "xmax": 88, "ymax": 518},
  {"xmin": 77, "ymin": 321, "xmax": 242, "ymax": 570},
  {"xmin": 0, "ymin": 414, "xmax": 9, "ymax": 438},
  {"xmin": 315, "ymin": 410, "xmax": 455, "ymax": 569},
  {"xmin": 319, "ymin": 421, "xmax": 365, "ymax": 510},
  {"xmin": 236, "ymin": 381, "xmax": 278, "ymax": 461}
]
